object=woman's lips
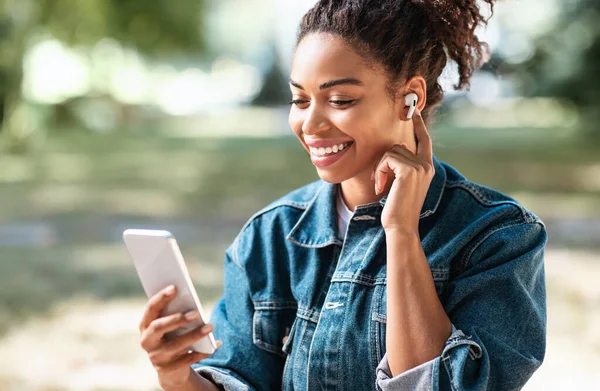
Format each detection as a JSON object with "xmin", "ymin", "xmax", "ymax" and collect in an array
[{"xmin": 310, "ymin": 142, "xmax": 353, "ymax": 168}]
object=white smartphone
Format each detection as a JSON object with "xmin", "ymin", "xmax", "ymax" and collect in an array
[{"xmin": 123, "ymin": 228, "xmax": 216, "ymax": 354}]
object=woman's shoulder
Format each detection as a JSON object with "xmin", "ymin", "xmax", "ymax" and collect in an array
[
  {"xmin": 439, "ymin": 159, "xmax": 543, "ymax": 226},
  {"xmin": 434, "ymin": 160, "xmax": 547, "ymax": 272}
]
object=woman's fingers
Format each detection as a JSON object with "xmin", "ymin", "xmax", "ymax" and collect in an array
[
  {"xmin": 148, "ymin": 324, "xmax": 215, "ymax": 367},
  {"xmin": 374, "ymin": 149, "xmax": 422, "ymax": 194},
  {"xmin": 157, "ymin": 349, "xmax": 214, "ymax": 372},
  {"xmin": 139, "ymin": 285, "xmax": 177, "ymax": 332},
  {"xmin": 412, "ymin": 109, "xmax": 433, "ymax": 164},
  {"xmin": 153, "ymin": 350, "xmax": 205, "ymax": 371},
  {"xmin": 159, "ymin": 323, "xmax": 215, "ymax": 360},
  {"xmin": 154, "ymin": 310, "xmax": 201, "ymax": 336},
  {"xmin": 372, "ymin": 130, "xmax": 434, "ymax": 195},
  {"xmin": 140, "ymin": 310, "xmax": 201, "ymax": 352},
  {"xmin": 171, "ymin": 340, "xmax": 222, "ymax": 367}
]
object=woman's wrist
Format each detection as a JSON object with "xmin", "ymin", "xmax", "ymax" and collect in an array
[{"xmin": 385, "ymin": 228, "xmax": 421, "ymax": 254}]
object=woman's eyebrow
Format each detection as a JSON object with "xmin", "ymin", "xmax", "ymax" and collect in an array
[{"xmin": 289, "ymin": 77, "xmax": 364, "ymax": 91}]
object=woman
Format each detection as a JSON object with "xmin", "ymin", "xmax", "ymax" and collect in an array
[{"xmin": 138, "ymin": 0, "xmax": 547, "ymax": 390}]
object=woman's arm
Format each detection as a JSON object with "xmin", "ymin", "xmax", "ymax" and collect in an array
[
  {"xmin": 372, "ymin": 109, "xmax": 545, "ymax": 389},
  {"xmin": 385, "ymin": 230, "xmax": 452, "ymax": 376},
  {"xmin": 377, "ymin": 222, "xmax": 547, "ymax": 391},
  {"xmin": 373, "ymin": 108, "xmax": 452, "ymax": 376}
]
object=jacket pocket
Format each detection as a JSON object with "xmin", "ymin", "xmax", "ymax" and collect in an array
[
  {"xmin": 282, "ymin": 315, "xmax": 298, "ymax": 356},
  {"xmin": 282, "ymin": 314, "xmax": 314, "ymax": 391},
  {"xmin": 281, "ymin": 316, "xmax": 299, "ymax": 391},
  {"xmin": 252, "ymin": 300, "xmax": 297, "ymax": 357},
  {"xmin": 371, "ymin": 284, "xmax": 387, "ymax": 369}
]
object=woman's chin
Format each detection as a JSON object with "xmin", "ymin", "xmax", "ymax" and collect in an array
[{"xmin": 315, "ymin": 169, "xmax": 349, "ymax": 184}]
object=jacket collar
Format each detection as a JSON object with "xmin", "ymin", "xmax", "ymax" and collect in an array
[{"xmin": 286, "ymin": 154, "xmax": 447, "ymax": 248}]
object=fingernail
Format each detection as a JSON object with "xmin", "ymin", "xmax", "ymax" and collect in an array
[
  {"xmin": 217, "ymin": 340, "xmax": 223, "ymax": 348},
  {"xmin": 166, "ymin": 285, "xmax": 175, "ymax": 294},
  {"xmin": 185, "ymin": 310, "xmax": 200, "ymax": 320},
  {"xmin": 202, "ymin": 324, "xmax": 214, "ymax": 333}
]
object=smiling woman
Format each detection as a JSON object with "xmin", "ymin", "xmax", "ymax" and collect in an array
[
  {"xmin": 288, "ymin": 32, "xmax": 421, "ymax": 204},
  {"xmin": 137, "ymin": 1, "xmax": 548, "ymax": 391}
]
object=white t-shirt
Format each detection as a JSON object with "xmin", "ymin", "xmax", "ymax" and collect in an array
[{"xmin": 336, "ymin": 186, "xmax": 354, "ymax": 240}]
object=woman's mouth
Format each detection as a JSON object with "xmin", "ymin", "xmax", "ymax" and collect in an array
[{"xmin": 309, "ymin": 141, "xmax": 354, "ymax": 168}]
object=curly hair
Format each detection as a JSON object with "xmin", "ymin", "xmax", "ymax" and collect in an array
[{"xmin": 296, "ymin": 0, "xmax": 498, "ymax": 125}]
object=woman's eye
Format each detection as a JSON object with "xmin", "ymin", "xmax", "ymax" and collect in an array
[
  {"xmin": 289, "ymin": 99, "xmax": 309, "ymax": 107},
  {"xmin": 288, "ymin": 99, "xmax": 355, "ymax": 108},
  {"xmin": 330, "ymin": 99, "xmax": 355, "ymax": 106}
]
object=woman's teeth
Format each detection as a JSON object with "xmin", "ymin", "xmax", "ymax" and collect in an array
[{"xmin": 310, "ymin": 142, "xmax": 352, "ymax": 157}]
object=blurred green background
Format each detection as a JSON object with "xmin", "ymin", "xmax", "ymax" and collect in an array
[{"xmin": 0, "ymin": 0, "xmax": 599, "ymax": 390}]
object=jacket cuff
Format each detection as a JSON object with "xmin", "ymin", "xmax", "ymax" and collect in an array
[
  {"xmin": 441, "ymin": 324, "xmax": 483, "ymax": 360},
  {"xmin": 376, "ymin": 324, "xmax": 482, "ymax": 390},
  {"xmin": 375, "ymin": 352, "xmax": 437, "ymax": 390},
  {"xmin": 193, "ymin": 365, "xmax": 252, "ymax": 391}
]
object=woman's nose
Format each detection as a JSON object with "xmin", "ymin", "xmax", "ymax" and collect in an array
[{"xmin": 302, "ymin": 111, "xmax": 329, "ymax": 135}]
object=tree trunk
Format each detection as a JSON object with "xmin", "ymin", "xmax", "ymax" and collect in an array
[{"xmin": 0, "ymin": 59, "xmax": 31, "ymax": 153}]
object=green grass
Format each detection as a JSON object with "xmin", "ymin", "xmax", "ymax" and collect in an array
[
  {"xmin": 0, "ymin": 242, "xmax": 230, "ymax": 335},
  {"xmin": 0, "ymin": 128, "xmax": 599, "ymax": 334},
  {"xmin": 3, "ymin": 130, "xmax": 600, "ymax": 221}
]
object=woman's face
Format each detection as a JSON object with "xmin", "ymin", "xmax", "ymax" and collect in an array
[{"xmin": 289, "ymin": 32, "xmax": 416, "ymax": 185}]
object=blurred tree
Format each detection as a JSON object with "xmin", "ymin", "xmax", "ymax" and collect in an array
[
  {"xmin": 251, "ymin": 44, "xmax": 289, "ymax": 107},
  {"xmin": 518, "ymin": 0, "xmax": 600, "ymax": 138},
  {"xmin": 0, "ymin": 0, "xmax": 206, "ymax": 152}
]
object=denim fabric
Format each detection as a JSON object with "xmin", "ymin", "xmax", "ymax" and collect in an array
[{"xmin": 192, "ymin": 154, "xmax": 547, "ymax": 390}]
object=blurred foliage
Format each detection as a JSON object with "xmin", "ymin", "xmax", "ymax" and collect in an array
[
  {"xmin": 519, "ymin": 0, "xmax": 600, "ymax": 137},
  {"xmin": 1, "ymin": 0, "xmax": 600, "ymax": 151},
  {"xmin": 33, "ymin": 0, "xmax": 206, "ymax": 55},
  {"xmin": 0, "ymin": 0, "xmax": 206, "ymax": 151}
]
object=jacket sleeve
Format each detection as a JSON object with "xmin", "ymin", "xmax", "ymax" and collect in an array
[
  {"xmin": 191, "ymin": 246, "xmax": 285, "ymax": 391},
  {"xmin": 375, "ymin": 221, "xmax": 548, "ymax": 391}
]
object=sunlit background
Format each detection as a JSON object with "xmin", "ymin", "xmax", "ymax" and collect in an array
[{"xmin": 0, "ymin": 0, "xmax": 598, "ymax": 389}]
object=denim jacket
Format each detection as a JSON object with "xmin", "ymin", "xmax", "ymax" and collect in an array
[{"xmin": 192, "ymin": 154, "xmax": 547, "ymax": 390}]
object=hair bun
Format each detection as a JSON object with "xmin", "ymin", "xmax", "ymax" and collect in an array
[
  {"xmin": 410, "ymin": 0, "xmax": 461, "ymax": 27},
  {"xmin": 297, "ymin": 0, "xmax": 500, "ymax": 124}
]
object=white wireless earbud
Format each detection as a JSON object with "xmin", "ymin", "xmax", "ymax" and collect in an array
[{"xmin": 404, "ymin": 93, "xmax": 418, "ymax": 119}]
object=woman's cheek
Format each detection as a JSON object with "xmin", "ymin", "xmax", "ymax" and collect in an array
[
  {"xmin": 329, "ymin": 110, "xmax": 362, "ymax": 136},
  {"xmin": 288, "ymin": 112, "xmax": 302, "ymax": 138}
]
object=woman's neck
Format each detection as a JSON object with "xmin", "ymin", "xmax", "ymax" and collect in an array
[{"xmin": 339, "ymin": 171, "xmax": 394, "ymax": 211}]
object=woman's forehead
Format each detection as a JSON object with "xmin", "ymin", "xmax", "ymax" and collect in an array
[{"xmin": 291, "ymin": 33, "xmax": 375, "ymax": 83}]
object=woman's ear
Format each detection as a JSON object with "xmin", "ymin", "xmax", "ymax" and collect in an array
[{"xmin": 401, "ymin": 76, "xmax": 427, "ymax": 120}]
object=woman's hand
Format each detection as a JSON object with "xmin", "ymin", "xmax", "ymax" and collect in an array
[
  {"xmin": 139, "ymin": 285, "xmax": 222, "ymax": 390},
  {"xmin": 374, "ymin": 110, "xmax": 435, "ymax": 234}
]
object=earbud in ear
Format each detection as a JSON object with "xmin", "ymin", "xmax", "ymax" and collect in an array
[{"xmin": 404, "ymin": 93, "xmax": 418, "ymax": 119}]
